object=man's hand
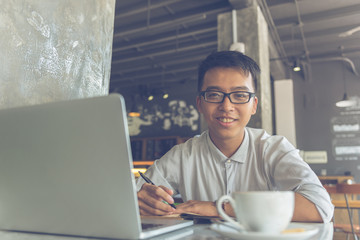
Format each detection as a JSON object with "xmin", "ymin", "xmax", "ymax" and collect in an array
[
  {"xmin": 174, "ymin": 200, "xmax": 219, "ymax": 216},
  {"xmin": 137, "ymin": 183, "xmax": 176, "ymax": 216}
]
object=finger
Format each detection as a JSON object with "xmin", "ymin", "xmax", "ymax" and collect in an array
[
  {"xmin": 150, "ymin": 187, "xmax": 176, "ymax": 210},
  {"xmin": 138, "ymin": 195, "xmax": 175, "ymax": 213},
  {"xmin": 137, "ymin": 184, "xmax": 175, "ymax": 213},
  {"xmin": 157, "ymin": 185, "xmax": 175, "ymax": 205},
  {"xmin": 146, "ymin": 185, "xmax": 175, "ymax": 207},
  {"xmin": 158, "ymin": 185, "xmax": 174, "ymax": 196},
  {"xmin": 138, "ymin": 200, "xmax": 174, "ymax": 216},
  {"xmin": 141, "ymin": 183, "xmax": 171, "ymax": 200},
  {"xmin": 139, "ymin": 183, "xmax": 167, "ymax": 201},
  {"xmin": 139, "ymin": 182, "xmax": 154, "ymax": 192}
]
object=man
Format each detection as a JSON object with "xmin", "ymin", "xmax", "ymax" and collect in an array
[{"xmin": 136, "ymin": 51, "xmax": 334, "ymax": 222}]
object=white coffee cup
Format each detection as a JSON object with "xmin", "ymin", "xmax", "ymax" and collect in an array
[{"xmin": 216, "ymin": 191, "xmax": 294, "ymax": 233}]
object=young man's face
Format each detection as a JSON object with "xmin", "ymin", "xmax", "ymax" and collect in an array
[{"xmin": 196, "ymin": 67, "xmax": 258, "ymax": 143}]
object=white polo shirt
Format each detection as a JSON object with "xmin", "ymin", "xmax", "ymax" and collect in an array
[{"xmin": 136, "ymin": 127, "xmax": 334, "ymax": 222}]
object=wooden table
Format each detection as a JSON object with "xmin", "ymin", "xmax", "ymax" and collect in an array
[{"xmin": 318, "ymin": 175, "xmax": 354, "ymax": 185}]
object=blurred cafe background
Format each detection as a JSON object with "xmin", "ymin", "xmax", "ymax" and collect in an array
[
  {"xmin": 109, "ymin": 0, "xmax": 360, "ymax": 184},
  {"xmin": 2, "ymin": 0, "xmax": 359, "ymax": 180}
]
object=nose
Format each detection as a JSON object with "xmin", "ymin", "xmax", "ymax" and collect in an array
[{"xmin": 219, "ymin": 95, "xmax": 234, "ymax": 112}]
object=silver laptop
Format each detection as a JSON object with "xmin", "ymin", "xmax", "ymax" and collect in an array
[{"xmin": 0, "ymin": 94, "xmax": 193, "ymax": 239}]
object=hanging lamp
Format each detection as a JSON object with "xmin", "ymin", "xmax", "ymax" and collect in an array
[
  {"xmin": 336, "ymin": 93, "xmax": 355, "ymax": 108},
  {"xmin": 128, "ymin": 95, "xmax": 141, "ymax": 117},
  {"xmin": 336, "ymin": 52, "xmax": 355, "ymax": 108},
  {"xmin": 293, "ymin": 59, "xmax": 301, "ymax": 72}
]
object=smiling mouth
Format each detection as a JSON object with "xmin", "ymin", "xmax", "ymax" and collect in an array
[{"xmin": 218, "ymin": 118, "xmax": 235, "ymax": 123}]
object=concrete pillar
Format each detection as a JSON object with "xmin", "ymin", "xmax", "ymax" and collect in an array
[
  {"xmin": 217, "ymin": 2, "xmax": 273, "ymax": 133},
  {"xmin": 0, "ymin": 0, "xmax": 115, "ymax": 109}
]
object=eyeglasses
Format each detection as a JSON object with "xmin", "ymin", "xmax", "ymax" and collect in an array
[{"xmin": 199, "ymin": 90, "xmax": 255, "ymax": 104}]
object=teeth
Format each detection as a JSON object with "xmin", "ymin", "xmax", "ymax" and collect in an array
[{"xmin": 219, "ymin": 118, "xmax": 234, "ymax": 123}]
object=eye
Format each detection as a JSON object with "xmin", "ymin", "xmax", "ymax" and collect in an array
[
  {"xmin": 232, "ymin": 92, "xmax": 249, "ymax": 99},
  {"xmin": 206, "ymin": 91, "xmax": 222, "ymax": 99}
]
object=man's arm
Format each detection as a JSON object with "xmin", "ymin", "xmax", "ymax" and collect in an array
[
  {"xmin": 174, "ymin": 200, "xmax": 219, "ymax": 216},
  {"xmin": 174, "ymin": 192, "xmax": 323, "ymax": 222},
  {"xmin": 292, "ymin": 192, "xmax": 322, "ymax": 222}
]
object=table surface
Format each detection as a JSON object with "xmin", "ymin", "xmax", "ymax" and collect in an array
[{"xmin": 0, "ymin": 222, "xmax": 333, "ymax": 240}]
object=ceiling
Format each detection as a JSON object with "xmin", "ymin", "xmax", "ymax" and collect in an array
[{"xmin": 109, "ymin": 0, "xmax": 360, "ymax": 92}]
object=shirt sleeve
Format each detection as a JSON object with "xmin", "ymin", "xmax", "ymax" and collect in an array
[
  {"xmin": 266, "ymin": 139, "xmax": 334, "ymax": 223},
  {"xmin": 295, "ymin": 183, "xmax": 335, "ymax": 223},
  {"xmin": 135, "ymin": 144, "xmax": 182, "ymax": 194}
]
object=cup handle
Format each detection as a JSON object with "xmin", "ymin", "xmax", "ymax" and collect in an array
[{"xmin": 216, "ymin": 195, "xmax": 246, "ymax": 232}]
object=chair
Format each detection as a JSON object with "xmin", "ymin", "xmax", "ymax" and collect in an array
[
  {"xmin": 323, "ymin": 184, "xmax": 337, "ymax": 194},
  {"xmin": 334, "ymin": 183, "xmax": 360, "ymax": 240},
  {"xmin": 323, "ymin": 184, "xmax": 360, "ymax": 240}
]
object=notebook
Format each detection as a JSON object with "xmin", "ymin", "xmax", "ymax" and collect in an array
[{"xmin": 0, "ymin": 94, "xmax": 193, "ymax": 239}]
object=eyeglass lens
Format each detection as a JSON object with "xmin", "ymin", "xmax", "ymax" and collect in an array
[{"xmin": 203, "ymin": 91, "xmax": 253, "ymax": 103}]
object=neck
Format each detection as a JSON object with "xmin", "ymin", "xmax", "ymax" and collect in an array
[{"xmin": 209, "ymin": 131, "xmax": 245, "ymax": 158}]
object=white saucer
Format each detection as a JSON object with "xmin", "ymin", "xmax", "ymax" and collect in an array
[{"xmin": 210, "ymin": 222, "xmax": 319, "ymax": 240}]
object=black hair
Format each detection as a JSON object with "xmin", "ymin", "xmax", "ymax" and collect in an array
[{"xmin": 197, "ymin": 51, "xmax": 260, "ymax": 92}]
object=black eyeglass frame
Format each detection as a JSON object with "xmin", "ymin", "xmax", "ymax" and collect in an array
[{"xmin": 199, "ymin": 90, "xmax": 256, "ymax": 104}]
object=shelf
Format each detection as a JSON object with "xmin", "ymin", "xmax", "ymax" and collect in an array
[
  {"xmin": 130, "ymin": 136, "xmax": 188, "ymax": 167},
  {"xmin": 318, "ymin": 175, "xmax": 354, "ymax": 185},
  {"xmin": 133, "ymin": 161, "xmax": 154, "ymax": 166}
]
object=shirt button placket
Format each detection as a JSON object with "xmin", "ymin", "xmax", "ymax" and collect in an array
[{"xmin": 225, "ymin": 159, "xmax": 231, "ymax": 195}]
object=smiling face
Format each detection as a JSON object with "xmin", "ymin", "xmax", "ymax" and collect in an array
[{"xmin": 196, "ymin": 67, "xmax": 258, "ymax": 147}]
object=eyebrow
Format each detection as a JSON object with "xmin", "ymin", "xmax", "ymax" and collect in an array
[{"xmin": 204, "ymin": 86, "xmax": 250, "ymax": 91}]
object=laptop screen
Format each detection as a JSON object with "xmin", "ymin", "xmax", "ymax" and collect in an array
[{"xmin": 0, "ymin": 94, "xmax": 143, "ymax": 238}]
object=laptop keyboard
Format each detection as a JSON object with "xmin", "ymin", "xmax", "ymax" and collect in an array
[{"xmin": 142, "ymin": 223, "xmax": 163, "ymax": 230}]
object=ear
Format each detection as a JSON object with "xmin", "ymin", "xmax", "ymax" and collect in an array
[
  {"xmin": 251, "ymin": 96, "xmax": 258, "ymax": 115},
  {"xmin": 196, "ymin": 95, "xmax": 203, "ymax": 114}
]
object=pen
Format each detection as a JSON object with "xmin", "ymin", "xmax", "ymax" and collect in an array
[{"xmin": 138, "ymin": 171, "xmax": 176, "ymax": 209}]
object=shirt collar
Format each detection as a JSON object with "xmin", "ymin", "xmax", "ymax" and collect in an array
[
  {"xmin": 230, "ymin": 128, "xmax": 249, "ymax": 163},
  {"xmin": 206, "ymin": 131, "xmax": 226, "ymax": 163},
  {"xmin": 205, "ymin": 128, "xmax": 249, "ymax": 163}
]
